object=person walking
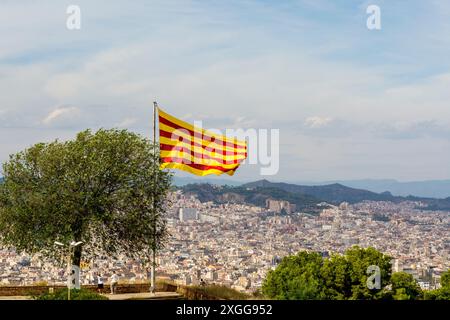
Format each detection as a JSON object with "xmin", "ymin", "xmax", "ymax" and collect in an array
[
  {"xmin": 110, "ymin": 271, "xmax": 119, "ymax": 294},
  {"xmin": 97, "ymin": 274, "xmax": 104, "ymax": 293}
]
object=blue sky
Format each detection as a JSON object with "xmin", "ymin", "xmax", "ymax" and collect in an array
[{"xmin": 1, "ymin": 0, "xmax": 450, "ymax": 182}]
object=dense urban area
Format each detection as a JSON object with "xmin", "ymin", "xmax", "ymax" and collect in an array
[{"xmin": 1, "ymin": 188, "xmax": 449, "ymax": 293}]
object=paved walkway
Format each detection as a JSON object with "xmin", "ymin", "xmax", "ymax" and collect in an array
[
  {"xmin": 104, "ymin": 292, "xmax": 182, "ymax": 300},
  {"xmin": 0, "ymin": 292, "xmax": 182, "ymax": 300}
]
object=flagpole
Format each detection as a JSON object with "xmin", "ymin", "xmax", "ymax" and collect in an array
[{"xmin": 151, "ymin": 101, "xmax": 158, "ymax": 294}]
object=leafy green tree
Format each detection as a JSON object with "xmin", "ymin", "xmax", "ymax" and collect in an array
[
  {"xmin": 0, "ymin": 129, "xmax": 172, "ymax": 267},
  {"xmin": 262, "ymin": 251, "xmax": 325, "ymax": 299},
  {"xmin": 344, "ymin": 246, "xmax": 392, "ymax": 300},
  {"xmin": 424, "ymin": 270, "xmax": 450, "ymax": 300},
  {"xmin": 423, "ymin": 287, "xmax": 450, "ymax": 300},
  {"xmin": 262, "ymin": 246, "xmax": 392, "ymax": 300},
  {"xmin": 440, "ymin": 270, "xmax": 450, "ymax": 288},
  {"xmin": 392, "ymin": 288, "xmax": 410, "ymax": 300},
  {"xmin": 321, "ymin": 253, "xmax": 352, "ymax": 299},
  {"xmin": 286, "ymin": 273, "xmax": 324, "ymax": 300},
  {"xmin": 390, "ymin": 272, "xmax": 422, "ymax": 300}
]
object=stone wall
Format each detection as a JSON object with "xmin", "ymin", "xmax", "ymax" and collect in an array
[{"xmin": 176, "ymin": 286, "xmax": 223, "ymax": 300}]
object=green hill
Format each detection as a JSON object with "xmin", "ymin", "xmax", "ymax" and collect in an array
[
  {"xmin": 180, "ymin": 183, "xmax": 322, "ymax": 211},
  {"xmin": 180, "ymin": 180, "xmax": 450, "ymax": 211}
]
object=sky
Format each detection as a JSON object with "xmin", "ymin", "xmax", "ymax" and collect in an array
[{"xmin": 1, "ymin": 0, "xmax": 450, "ymax": 183}]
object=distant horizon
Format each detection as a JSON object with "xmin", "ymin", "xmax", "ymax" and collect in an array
[
  {"xmin": 172, "ymin": 175, "xmax": 450, "ymax": 184},
  {"xmin": 172, "ymin": 175, "xmax": 450, "ymax": 199},
  {"xmin": 3, "ymin": 173, "xmax": 449, "ymax": 198},
  {"xmin": 4, "ymin": 174, "xmax": 450, "ymax": 184}
]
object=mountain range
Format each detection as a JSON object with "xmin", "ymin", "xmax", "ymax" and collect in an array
[
  {"xmin": 179, "ymin": 179, "xmax": 450, "ymax": 212},
  {"xmin": 242, "ymin": 180, "xmax": 398, "ymax": 204},
  {"xmin": 2, "ymin": 175, "xmax": 450, "ymax": 211},
  {"xmin": 174, "ymin": 177, "xmax": 450, "ymax": 199},
  {"xmin": 296, "ymin": 179, "xmax": 450, "ymax": 199}
]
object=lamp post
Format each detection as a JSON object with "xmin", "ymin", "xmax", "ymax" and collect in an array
[{"xmin": 54, "ymin": 241, "xmax": 83, "ymax": 300}]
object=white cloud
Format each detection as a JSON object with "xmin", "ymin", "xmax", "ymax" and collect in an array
[
  {"xmin": 42, "ymin": 107, "xmax": 80, "ymax": 125},
  {"xmin": 304, "ymin": 116, "xmax": 333, "ymax": 128}
]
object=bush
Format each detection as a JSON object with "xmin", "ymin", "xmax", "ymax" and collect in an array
[{"xmin": 35, "ymin": 288, "xmax": 108, "ymax": 300}]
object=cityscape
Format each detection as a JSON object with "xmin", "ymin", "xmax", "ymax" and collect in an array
[{"xmin": 1, "ymin": 188, "xmax": 448, "ymax": 294}]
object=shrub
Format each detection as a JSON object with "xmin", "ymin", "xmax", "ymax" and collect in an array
[{"xmin": 34, "ymin": 288, "xmax": 108, "ymax": 300}]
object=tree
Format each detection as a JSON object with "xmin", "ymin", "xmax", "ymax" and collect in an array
[
  {"xmin": 392, "ymin": 288, "xmax": 410, "ymax": 300},
  {"xmin": 0, "ymin": 129, "xmax": 172, "ymax": 268},
  {"xmin": 423, "ymin": 286, "xmax": 450, "ymax": 300},
  {"xmin": 262, "ymin": 246, "xmax": 392, "ymax": 300},
  {"xmin": 390, "ymin": 272, "xmax": 421, "ymax": 300},
  {"xmin": 320, "ymin": 246, "xmax": 392, "ymax": 300},
  {"xmin": 321, "ymin": 253, "xmax": 352, "ymax": 299},
  {"xmin": 344, "ymin": 246, "xmax": 392, "ymax": 300},
  {"xmin": 262, "ymin": 251, "xmax": 325, "ymax": 299},
  {"xmin": 424, "ymin": 270, "xmax": 450, "ymax": 300},
  {"xmin": 440, "ymin": 270, "xmax": 450, "ymax": 288}
]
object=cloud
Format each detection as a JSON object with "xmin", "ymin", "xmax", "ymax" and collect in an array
[
  {"xmin": 295, "ymin": 117, "xmax": 450, "ymax": 142},
  {"xmin": 304, "ymin": 116, "xmax": 333, "ymax": 128},
  {"xmin": 373, "ymin": 120, "xmax": 450, "ymax": 140},
  {"xmin": 42, "ymin": 107, "xmax": 80, "ymax": 125}
]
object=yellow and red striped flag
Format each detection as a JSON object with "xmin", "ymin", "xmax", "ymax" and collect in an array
[{"xmin": 158, "ymin": 108, "xmax": 247, "ymax": 176}]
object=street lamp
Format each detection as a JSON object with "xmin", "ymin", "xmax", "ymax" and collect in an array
[{"xmin": 54, "ymin": 241, "xmax": 83, "ymax": 300}]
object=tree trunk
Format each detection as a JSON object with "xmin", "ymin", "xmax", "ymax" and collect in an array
[{"xmin": 71, "ymin": 218, "xmax": 83, "ymax": 267}]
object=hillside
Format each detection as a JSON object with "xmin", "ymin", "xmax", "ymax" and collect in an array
[
  {"xmin": 314, "ymin": 179, "xmax": 450, "ymax": 198},
  {"xmin": 173, "ymin": 176, "xmax": 450, "ymax": 199},
  {"xmin": 180, "ymin": 180, "xmax": 450, "ymax": 211},
  {"xmin": 180, "ymin": 183, "xmax": 323, "ymax": 211},
  {"xmin": 242, "ymin": 179, "xmax": 397, "ymax": 204}
]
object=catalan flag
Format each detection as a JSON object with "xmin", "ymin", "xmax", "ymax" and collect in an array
[{"xmin": 158, "ymin": 108, "xmax": 247, "ymax": 176}]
